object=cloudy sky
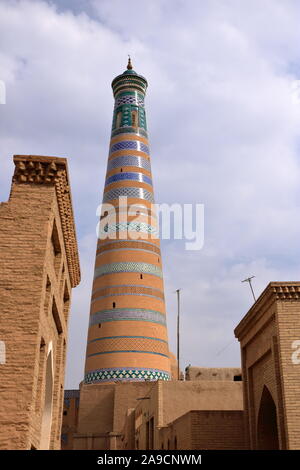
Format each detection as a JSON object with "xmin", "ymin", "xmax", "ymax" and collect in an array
[{"xmin": 1, "ymin": 0, "xmax": 300, "ymax": 389}]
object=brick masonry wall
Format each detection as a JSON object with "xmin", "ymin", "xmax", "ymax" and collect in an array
[
  {"xmin": 190, "ymin": 410, "xmax": 245, "ymax": 450},
  {"xmin": 0, "ymin": 156, "xmax": 80, "ymax": 450},
  {"xmin": 133, "ymin": 380, "xmax": 243, "ymax": 451},
  {"xmin": 159, "ymin": 410, "xmax": 245, "ymax": 450},
  {"xmin": 276, "ymin": 300, "xmax": 300, "ymax": 449}
]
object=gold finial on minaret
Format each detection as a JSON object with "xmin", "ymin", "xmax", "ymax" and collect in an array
[{"xmin": 127, "ymin": 55, "xmax": 133, "ymax": 70}]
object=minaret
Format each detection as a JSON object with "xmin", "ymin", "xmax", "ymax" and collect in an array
[{"xmin": 84, "ymin": 59, "xmax": 171, "ymax": 384}]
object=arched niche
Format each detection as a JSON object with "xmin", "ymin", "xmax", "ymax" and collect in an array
[
  {"xmin": 40, "ymin": 348, "xmax": 54, "ymax": 449},
  {"xmin": 257, "ymin": 385, "xmax": 279, "ymax": 449}
]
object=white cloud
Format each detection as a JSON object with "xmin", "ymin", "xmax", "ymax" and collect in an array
[{"xmin": 1, "ymin": 0, "xmax": 300, "ymax": 388}]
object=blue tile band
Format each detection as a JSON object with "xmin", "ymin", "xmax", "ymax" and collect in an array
[
  {"xmin": 110, "ymin": 140, "xmax": 149, "ymax": 155},
  {"xmin": 107, "ymin": 155, "xmax": 151, "ymax": 172},
  {"xmin": 103, "ymin": 187, "xmax": 154, "ymax": 203},
  {"xmin": 105, "ymin": 172, "xmax": 152, "ymax": 186}
]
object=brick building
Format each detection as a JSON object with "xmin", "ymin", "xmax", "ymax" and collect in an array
[
  {"xmin": 0, "ymin": 155, "xmax": 80, "ymax": 450},
  {"xmin": 235, "ymin": 282, "xmax": 300, "ymax": 450}
]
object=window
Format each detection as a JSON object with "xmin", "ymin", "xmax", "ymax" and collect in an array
[
  {"xmin": 100, "ymin": 210, "xmax": 108, "ymax": 221},
  {"xmin": 131, "ymin": 110, "xmax": 138, "ymax": 127},
  {"xmin": 44, "ymin": 277, "xmax": 51, "ymax": 316},
  {"xmin": 113, "ymin": 302, "xmax": 116, "ymax": 308},
  {"xmin": 63, "ymin": 283, "xmax": 70, "ymax": 322},
  {"xmin": 116, "ymin": 111, "xmax": 122, "ymax": 128},
  {"xmin": 234, "ymin": 375, "xmax": 242, "ymax": 381},
  {"xmin": 51, "ymin": 220, "xmax": 62, "ymax": 277},
  {"xmin": 52, "ymin": 298, "xmax": 63, "ymax": 334},
  {"xmin": 140, "ymin": 274, "xmax": 143, "ymax": 279},
  {"xmin": 98, "ymin": 323, "xmax": 102, "ymax": 328}
]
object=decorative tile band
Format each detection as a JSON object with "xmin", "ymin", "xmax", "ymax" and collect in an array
[
  {"xmin": 87, "ymin": 350, "xmax": 169, "ymax": 358},
  {"xmin": 92, "ymin": 284, "xmax": 165, "ymax": 301},
  {"xmin": 94, "ymin": 262, "xmax": 162, "ymax": 279},
  {"xmin": 87, "ymin": 337, "xmax": 169, "ymax": 356},
  {"xmin": 115, "ymin": 90, "xmax": 145, "ymax": 99},
  {"xmin": 112, "ymin": 76, "xmax": 147, "ymax": 93},
  {"xmin": 98, "ymin": 206, "xmax": 156, "ymax": 220},
  {"xmin": 92, "ymin": 291, "xmax": 164, "ymax": 302},
  {"xmin": 103, "ymin": 187, "xmax": 154, "ymax": 203},
  {"xmin": 98, "ymin": 221, "xmax": 158, "ymax": 236},
  {"xmin": 105, "ymin": 172, "xmax": 152, "ymax": 186},
  {"xmin": 84, "ymin": 367, "xmax": 171, "ymax": 384},
  {"xmin": 88, "ymin": 335, "xmax": 168, "ymax": 344},
  {"xmin": 97, "ymin": 239, "xmax": 161, "ymax": 249},
  {"xmin": 107, "ymin": 155, "xmax": 151, "ymax": 172},
  {"xmin": 97, "ymin": 240, "xmax": 161, "ymax": 255},
  {"xmin": 111, "ymin": 127, "xmax": 148, "ymax": 139},
  {"xmin": 96, "ymin": 248, "xmax": 160, "ymax": 258},
  {"xmin": 92, "ymin": 284, "xmax": 164, "ymax": 298},
  {"xmin": 115, "ymin": 94, "xmax": 144, "ymax": 107},
  {"xmin": 110, "ymin": 140, "xmax": 149, "ymax": 155},
  {"xmin": 89, "ymin": 307, "xmax": 166, "ymax": 326}
]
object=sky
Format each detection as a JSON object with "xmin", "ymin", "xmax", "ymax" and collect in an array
[{"xmin": 1, "ymin": 0, "xmax": 300, "ymax": 389}]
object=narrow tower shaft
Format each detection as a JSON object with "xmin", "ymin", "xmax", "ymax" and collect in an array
[{"xmin": 84, "ymin": 61, "xmax": 171, "ymax": 384}]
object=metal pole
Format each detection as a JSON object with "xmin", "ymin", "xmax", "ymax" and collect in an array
[
  {"xmin": 176, "ymin": 289, "xmax": 181, "ymax": 380},
  {"xmin": 249, "ymin": 279, "xmax": 256, "ymax": 302},
  {"xmin": 241, "ymin": 276, "xmax": 256, "ymax": 302}
]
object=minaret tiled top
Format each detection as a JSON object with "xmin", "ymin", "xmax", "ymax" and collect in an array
[{"xmin": 111, "ymin": 58, "xmax": 148, "ymax": 99}]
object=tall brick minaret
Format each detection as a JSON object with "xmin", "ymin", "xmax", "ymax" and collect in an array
[{"xmin": 84, "ymin": 59, "xmax": 171, "ymax": 384}]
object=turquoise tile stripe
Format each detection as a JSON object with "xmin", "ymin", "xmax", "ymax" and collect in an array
[
  {"xmin": 84, "ymin": 367, "xmax": 171, "ymax": 384},
  {"xmin": 92, "ymin": 291, "xmax": 164, "ymax": 302},
  {"xmin": 89, "ymin": 308, "xmax": 166, "ymax": 326},
  {"xmin": 94, "ymin": 262, "xmax": 162, "ymax": 279},
  {"xmin": 111, "ymin": 127, "xmax": 148, "ymax": 139},
  {"xmin": 96, "ymin": 247, "xmax": 160, "ymax": 257},
  {"xmin": 87, "ymin": 350, "xmax": 169, "ymax": 358},
  {"xmin": 98, "ymin": 221, "xmax": 158, "ymax": 236},
  {"xmin": 88, "ymin": 335, "xmax": 168, "ymax": 344},
  {"xmin": 98, "ymin": 239, "xmax": 159, "ymax": 249}
]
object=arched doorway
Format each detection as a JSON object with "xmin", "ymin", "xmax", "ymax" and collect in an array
[
  {"xmin": 257, "ymin": 386, "xmax": 279, "ymax": 449},
  {"xmin": 40, "ymin": 350, "xmax": 54, "ymax": 449}
]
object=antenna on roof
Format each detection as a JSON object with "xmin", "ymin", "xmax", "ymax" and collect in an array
[{"xmin": 241, "ymin": 276, "xmax": 256, "ymax": 302}]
